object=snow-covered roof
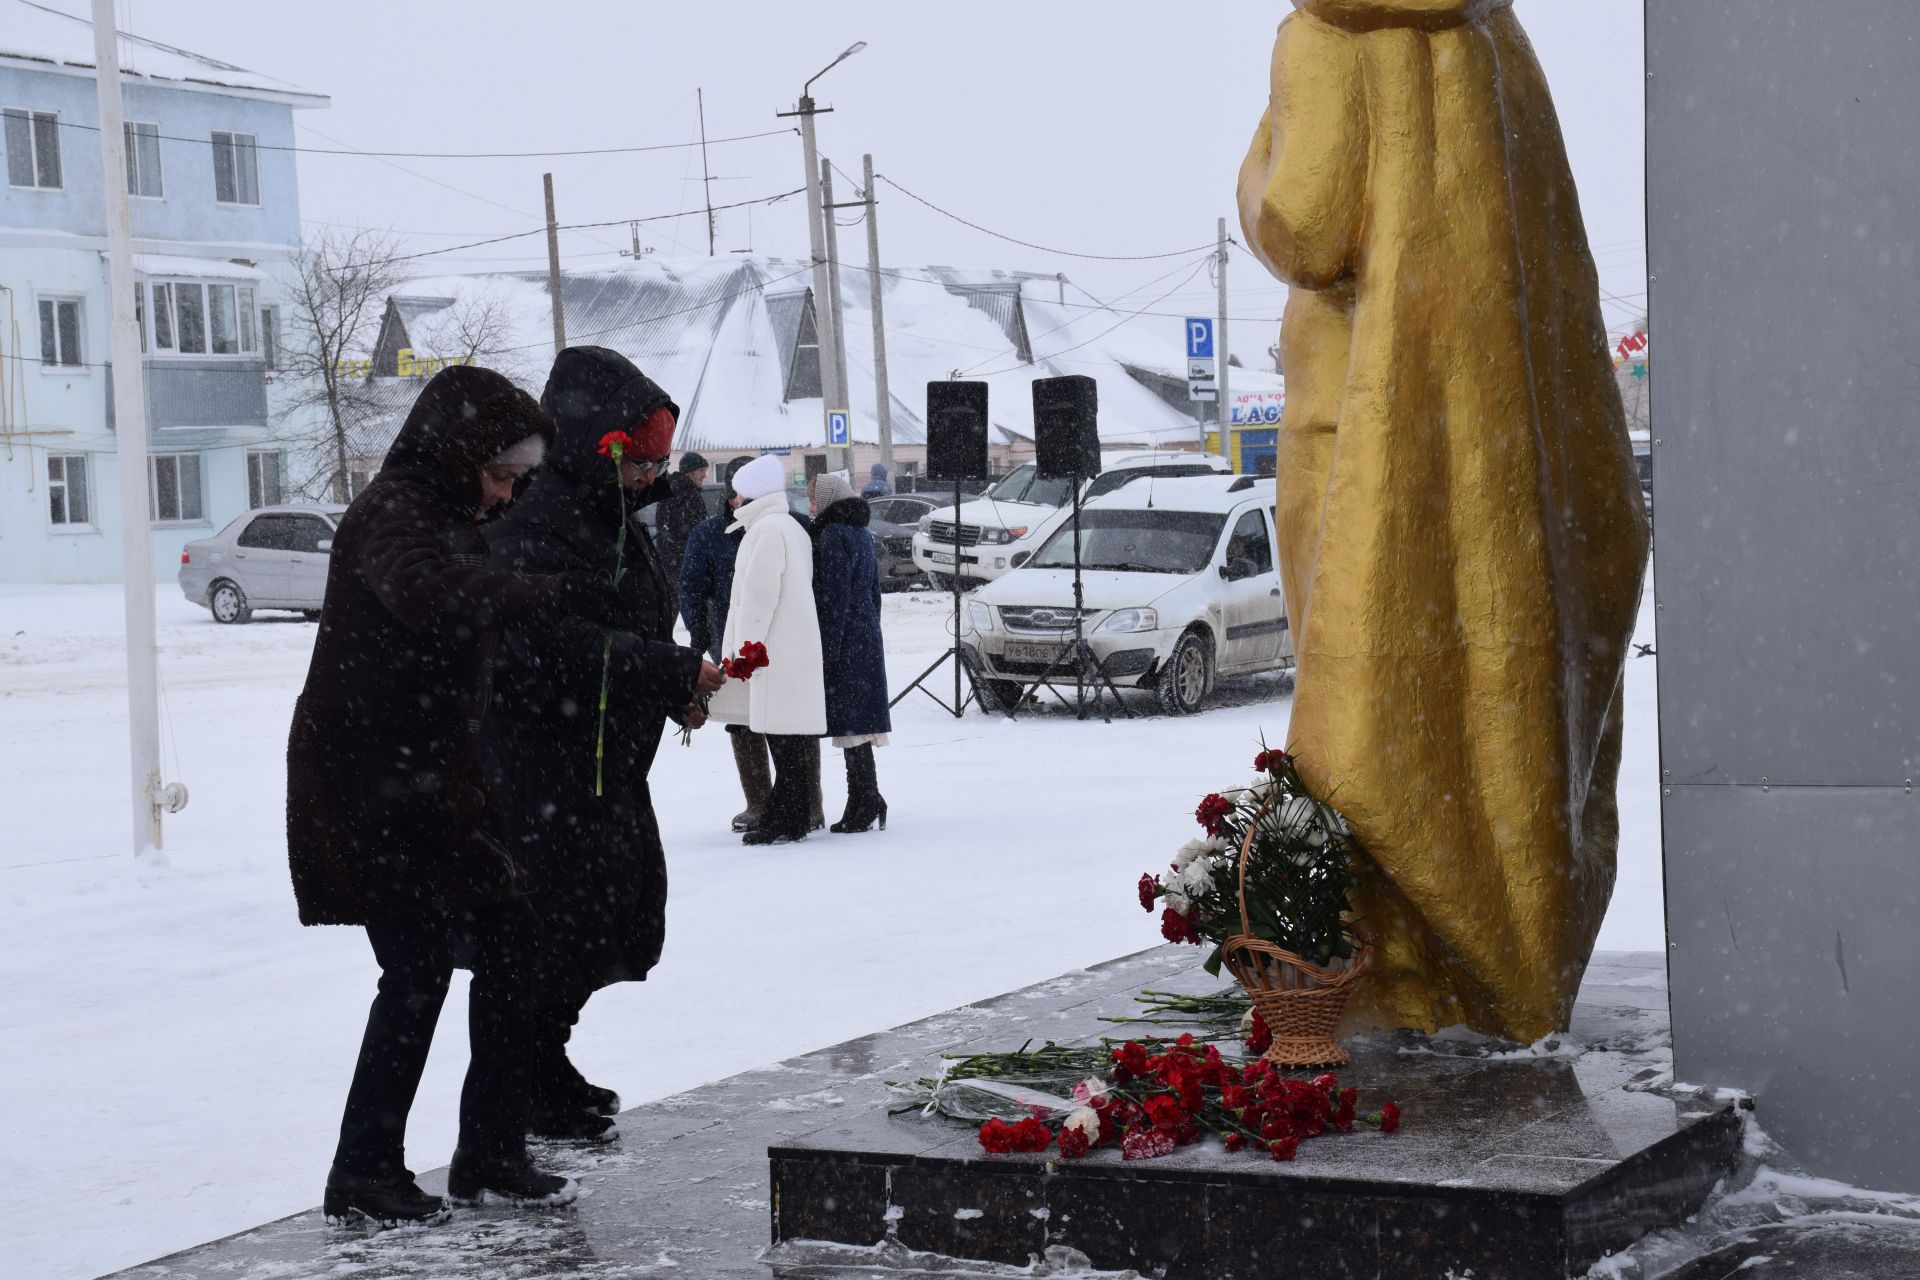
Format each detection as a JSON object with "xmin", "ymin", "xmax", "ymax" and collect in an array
[
  {"xmin": 354, "ymin": 254, "xmax": 1282, "ymax": 458},
  {"xmin": 122, "ymin": 253, "xmax": 266, "ymax": 280},
  {"xmin": 0, "ymin": 1, "xmax": 328, "ymax": 106}
]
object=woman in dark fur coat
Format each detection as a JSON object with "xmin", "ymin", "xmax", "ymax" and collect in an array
[
  {"xmin": 287, "ymin": 364, "xmax": 633, "ymax": 1225},
  {"xmin": 809, "ymin": 471, "xmax": 891, "ymax": 832},
  {"xmin": 484, "ymin": 346, "xmax": 721, "ymax": 1140}
]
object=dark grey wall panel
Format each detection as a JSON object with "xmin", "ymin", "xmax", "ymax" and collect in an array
[
  {"xmin": 1650, "ymin": 0, "xmax": 1920, "ymax": 1189},
  {"xmin": 107, "ymin": 360, "xmax": 269, "ymax": 431}
]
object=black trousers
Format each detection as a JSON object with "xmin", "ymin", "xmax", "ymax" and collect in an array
[
  {"xmin": 765, "ymin": 734, "xmax": 812, "ymax": 833},
  {"xmin": 332, "ymin": 894, "xmax": 540, "ymax": 1177}
]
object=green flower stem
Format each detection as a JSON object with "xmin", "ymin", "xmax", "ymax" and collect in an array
[{"xmin": 593, "ymin": 447, "xmax": 630, "ymax": 798}]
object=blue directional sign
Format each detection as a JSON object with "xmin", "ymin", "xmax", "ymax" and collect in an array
[
  {"xmin": 827, "ymin": 410, "xmax": 850, "ymax": 447},
  {"xmin": 1185, "ymin": 317, "xmax": 1215, "ymax": 361}
]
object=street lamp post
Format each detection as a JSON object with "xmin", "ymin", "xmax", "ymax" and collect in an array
[{"xmin": 780, "ymin": 42, "xmax": 865, "ymax": 477}]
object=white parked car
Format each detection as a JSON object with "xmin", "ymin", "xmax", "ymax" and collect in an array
[
  {"xmin": 178, "ymin": 504, "xmax": 346, "ymax": 624},
  {"xmin": 910, "ymin": 450, "xmax": 1231, "ymax": 589},
  {"xmin": 959, "ymin": 475, "xmax": 1293, "ymax": 715}
]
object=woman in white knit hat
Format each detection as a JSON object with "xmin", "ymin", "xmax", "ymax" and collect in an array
[{"xmin": 707, "ymin": 455, "xmax": 827, "ymax": 843}]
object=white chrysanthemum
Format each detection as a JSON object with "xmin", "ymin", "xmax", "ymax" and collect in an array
[
  {"xmin": 1165, "ymin": 890, "xmax": 1192, "ymax": 915},
  {"xmin": 1180, "ymin": 857, "xmax": 1216, "ymax": 897},
  {"xmin": 1170, "ymin": 838, "xmax": 1206, "ymax": 873},
  {"xmin": 1065, "ymin": 1107, "xmax": 1102, "ymax": 1140}
]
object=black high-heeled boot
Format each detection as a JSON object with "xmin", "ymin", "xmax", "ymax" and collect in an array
[{"xmin": 831, "ymin": 744, "xmax": 888, "ymax": 834}]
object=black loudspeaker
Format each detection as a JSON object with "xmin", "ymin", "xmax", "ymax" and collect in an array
[
  {"xmin": 926, "ymin": 381, "xmax": 990, "ymax": 482},
  {"xmin": 1033, "ymin": 375, "xmax": 1100, "ymax": 480}
]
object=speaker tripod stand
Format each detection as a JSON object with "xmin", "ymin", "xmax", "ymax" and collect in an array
[
  {"xmin": 889, "ymin": 477, "xmax": 982, "ymax": 718},
  {"xmin": 1003, "ymin": 480, "xmax": 1134, "ymax": 723}
]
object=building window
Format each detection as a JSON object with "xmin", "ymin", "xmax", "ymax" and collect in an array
[
  {"xmin": 247, "ymin": 450, "xmax": 284, "ymax": 508},
  {"xmin": 4, "ymin": 108, "xmax": 62, "ymax": 189},
  {"xmin": 38, "ymin": 297, "xmax": 83, "ymax": 367},
  {"xmin": 211, "ymin": 130, "xmax": 259, "ymax": 205},
  {"xmin": 124, "ymin": 121, "xmax": 163, "ymax": 197},
  {"xmin": 149, "ymin": 453, "xmax": 204, "ymax": 524},
  {"xmin": 348, "ymin": 468, "xmax": 374, "ymax": 499},
  {"xmin": 260, "ymin": 305, "xmax": 279, "ymax": 369},
  {"xmin": 786, "ymin": 302, "xmax": 823, "ymax": 401},
  {"xmin": 147, "ymin": 280, "xmax": 259, "ymax": 357},
  {"xmin": 48, "ymin": 453, "xmax": 91, "ymax": 526}
]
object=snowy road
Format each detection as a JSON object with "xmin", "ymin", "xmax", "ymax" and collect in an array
[{"xmin": 0, "ymin": 581, "xmax": 1665, "ymax": 1279}]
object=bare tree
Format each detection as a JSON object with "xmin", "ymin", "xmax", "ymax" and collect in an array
[{"xmin": 276, "ymin": 227, "xmax": 404, "ymax": 502}]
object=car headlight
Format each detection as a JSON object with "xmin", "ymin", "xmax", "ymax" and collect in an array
[
  {"xmin": 1097, "ymin": 607, "xmax": 1159, "ymax": 634},
  {"xmin": 917, "ymin": 515, "xmax": 934, "ymax": 535},
  {"xmin": 967, "ymin": 601, "xmax": 995, "ymax": 633},
  {"xmin": 980, "ymin": 525, "xmax": 1029, "ymax": 545}
]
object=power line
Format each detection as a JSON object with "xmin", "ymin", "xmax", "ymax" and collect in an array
[
  {"xmin": 874, "ymin": 174, "xmax": 1215, "ymax": 263},
  {"xmin": 963, "ymin": 258, "xmax": 1215, "ymax": 378},
  {"xmin": 54, "ymin": 116, "xmax": 797, "ymax": 159}
]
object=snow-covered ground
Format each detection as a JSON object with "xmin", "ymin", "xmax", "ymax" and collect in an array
[{"xmin": 0, "ymin": 580, "xmax": 1665, "ymax": 1280}]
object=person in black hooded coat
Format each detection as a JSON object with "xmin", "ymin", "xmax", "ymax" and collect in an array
[
  {"xmin": 287, "ymin": 364, "xmax": 627, "ymax": 1225},
  {"xmin": 484, "ymin": 346, "xmax": 721, "ymax": 1135}
]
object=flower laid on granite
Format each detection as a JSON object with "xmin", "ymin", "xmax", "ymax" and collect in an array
[
  {"xmin": 933, "ymin": 1034, "xmax": 1399, "ymax": 1165},
  {"xmin": 679, "ymin": 640, "xmax": 769, "ymax": 745},
  {"xmin": 1139, "ymin": 743, "xmax": 1364, "ymax": 974}
]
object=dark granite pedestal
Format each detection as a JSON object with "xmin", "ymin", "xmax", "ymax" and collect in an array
[
  {"xmin": 108, "ymin": 949, "xmax": 1736, "ymax": 1280},
  {"xmin": 769, "ymin": 951, "xmax": 1742, "ymax": 1280}
]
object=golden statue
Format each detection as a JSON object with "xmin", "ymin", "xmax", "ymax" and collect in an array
[{"xmin": 1237, "ymin": 0, "xmax": 1648, "ymax": 1043}]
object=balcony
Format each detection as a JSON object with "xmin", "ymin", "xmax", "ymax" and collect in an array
[{"xmin": 106, "ymin": 359, "xmax": 270, "ymax": 432}]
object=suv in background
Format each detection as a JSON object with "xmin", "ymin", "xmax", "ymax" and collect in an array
[
  {"xmin": 910, "ymin": 450, "xmax": 1231, "ymax": 589},
  {"xmin": 179, "ymin": 505, "xmax": 347, "ymax": 623},
  {"xmin": 961, "ymin": 475, "xmax": 1293, "ymax": 715}
]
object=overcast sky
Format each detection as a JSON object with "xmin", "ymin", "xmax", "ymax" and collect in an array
[{"xmin": 100, "ymin": 0, "xmax": 1647, "ymax": 368}]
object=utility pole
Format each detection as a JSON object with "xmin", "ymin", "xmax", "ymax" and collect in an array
[
  {"xmin": 822, "ymin": 159, "xmax": 855, "ymax": 476},
  {"xmin": 91, "ymin": 0, "xmax": 179, "ymax": 856},
  {"xmin": 543, "ymin": 172, "xmax": 567, "ymax": 352},
  {"xmin": 698, "ymin": 89, "xmax": 717, "ymax": 255},
  {"xmin": 1216, "ymin": 216, "xmax": 1231, "ymax": 458},
  {"xmin": 861, "ymin": 153, "xmax": 893, "ymax": 478},
  {"xmin": 777, "ymin": 42, "xmax": 865, "ymax": 478}
]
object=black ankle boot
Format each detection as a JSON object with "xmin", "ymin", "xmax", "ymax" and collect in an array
[
  {"xmin": 527, "ymin": 1104, "xmax": 617, "ymax": 1144},
  {"xmin": 544, "ymin": 1052, "xmax": 620, "ymax": 1117},
  {"xmin": 322, "ymin": 1166, "xmax": 450, "ymax": 1227},
  {"xmin": 831, "ymin": 744, "xmax": 888, "ymax": 834},
  {"xmin": 744, "ymin": 749, "xmax": 809, "ymax": 844},
  {"xmin": 446, "ymin": 1148, "xmax": 579, "ymax": 1207}
]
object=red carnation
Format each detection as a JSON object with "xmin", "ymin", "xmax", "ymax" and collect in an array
[
  {"xmin": 1121, "ymin": 1128, "xmax": 1177, "ymax": 1161},
  {"xmin": 1160, "ymin": 907, "xmax": 1202, "ymax": 946},
  {"xmin": 1112, "ymin": 1042, "xmax": 1150, "ymax": 1081},
  {"xmin": 1194, "ymin": 793, "xmax": 1234, "ymax": 836},
  {"xmin": 1223, "ymin": 1132, "xmax": 1247, "ymax": 1154},
  {"xmin": 1253, "ymin": 748, "xmax": 1290, "ymax": 773},
  {"xmin": 1144, "ymin": 1095, "xmax": 1187, "ymax": 1135},
  {"xmin": 1138, "ymin": 873, "xmax": 1162, "ymax": 913},
  {"xmin": 596, "ymin": 430, "xmax": 635, "ymax": 458},
  {"xmin": 1058, "ymin": 1125, "xmax": 1091, "ymax": 1159},
  {"xmin": 1010, "ymin": 1117, "xmax": 1052, "ymax": 1153},
  {"xmin": 1379, "ymin": 1102, "xmax": 1401, "ymax": 1134},
  {"xmin": 1335, "ymin": 1087, "xmax": 1358, "ymax": 1134},
  {"xmin": 978, "ymin": 1118, "xmax": 1014, "ymax": 1154},
  {"xmin": 1269, "ymin": 1135, "xmax": 1300, "ymax": 1162},
  {"xmin": 1246, "ymin": 1011, "xmax": 1272, "ymax": 1057}
]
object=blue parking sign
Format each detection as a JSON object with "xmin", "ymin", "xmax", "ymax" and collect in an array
[
  {"xmin": 827, "ymin": 410, "xmax": 850, "ymax": 447},
  {"xmin": 1185, "ymin": 318, "xmax": 1214, "ymax": 360}
]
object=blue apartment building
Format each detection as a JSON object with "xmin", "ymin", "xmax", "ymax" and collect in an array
[{"xmin": 0, "ymin": 1, "xmax": 327, "ymax": 582}]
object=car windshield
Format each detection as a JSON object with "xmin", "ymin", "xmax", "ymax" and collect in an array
[
  {"xmin": 1029, "ymin": 509, "xmax": 1228, "ymax": 575},
  {"xmin": 987, "ymin": 464, "xmax": 1073, "ymax": 508},
  {"xmin": 1082, "ymin": 465, "xmax": 1218, "ymax": 501}
]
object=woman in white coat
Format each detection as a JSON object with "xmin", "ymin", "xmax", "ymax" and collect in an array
[{"xmin": 707, "ymin": 455, "xmax": 828, "ymax": 844}]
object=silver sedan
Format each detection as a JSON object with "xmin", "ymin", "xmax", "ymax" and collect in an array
[{"xmin": 178, "ymin": 504, "xmax": 347, "ymax": 624}]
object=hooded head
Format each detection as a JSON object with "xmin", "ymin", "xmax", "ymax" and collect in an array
[
  {"xmin": 379, "ymin": 364, "xmax": 555, "ymax": 514},
  {"xmin": 813, "ymin": 470, "xmax": 857, "ymax": 510},
  {"xmin": 537, "ymin": 346, "xmax": 680, "ymax": 486},
  {"xmin": 1295, "ymin": 0, "xmax": 1507, "ymax": 30},
  {"xmin": 868, "ymin": 463, "xmax": 889, "ymax": 483}
]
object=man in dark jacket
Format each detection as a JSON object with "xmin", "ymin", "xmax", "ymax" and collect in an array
[
  {"xmin": 861, "ymin": 462, "xmax": 893, "ymax": 498},
  {"xmin": 484, "ymin": 347, "xmax": 721, "ymax": 1140},
  {"xmin": 287, "ymin": 364, "xmax": 630, "ymax": 1226},
  {"xmin": 652, "ymin": 450, "xmax": 709, "ymax": 584}
]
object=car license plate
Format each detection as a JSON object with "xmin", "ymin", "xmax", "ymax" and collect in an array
[
  {"xmin": 929, "ymin": 551, "xmax": 957, "ymax": 565},
  {"xmin": 1003, "ymin": 640, "xmax": 1068, "ymax": 664}
]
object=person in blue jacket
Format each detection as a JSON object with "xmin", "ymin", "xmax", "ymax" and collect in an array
[
  {"xmin": 861, "ymin": 462, "xmax": 893, "ymax": 498},
  {"xmin": 808, "ymin": 470, "xmax": 891, "ymax": 832}
]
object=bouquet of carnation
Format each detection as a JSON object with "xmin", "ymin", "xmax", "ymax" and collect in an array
[
  {"xmin": 680, "ymin": 641, "xmax": 769, "ymax": 745},
  {"xmin": 1139, "ymin": 746, "xmax": 1363, "ymax": 975}
]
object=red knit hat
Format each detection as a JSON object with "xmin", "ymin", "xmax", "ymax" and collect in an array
[{"xmin": 632, "ymin": 404, "xmax": 676, "ymax": 457}]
